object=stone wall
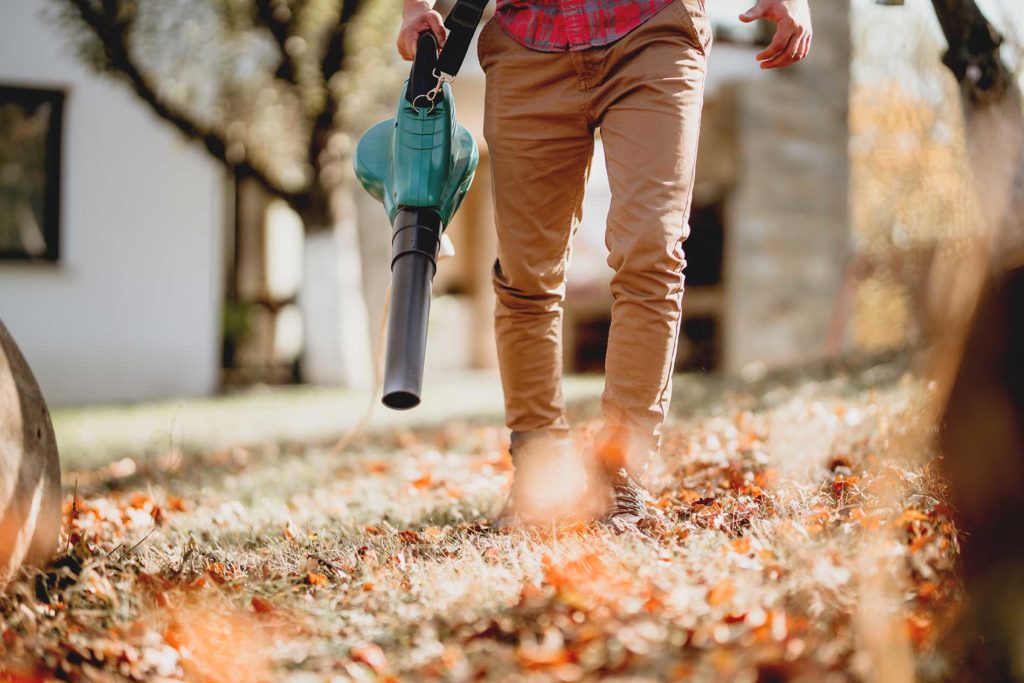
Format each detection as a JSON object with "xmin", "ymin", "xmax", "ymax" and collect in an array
[{"xmin": 722, "ymin": 1, "xmax": 852, "ymax": 373}]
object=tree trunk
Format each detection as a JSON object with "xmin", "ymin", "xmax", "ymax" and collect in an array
[
  {"xmin": 353, "ymin": 184, "xmax": 394, "ymax": 368},
  {"xmin": 300, "ymin": 187, "xmax": 375, "ymax": 389},
  {"xmin": 927, "ymin": 2, "xmax": 1024, "ymax": 677},
  {"xmin": 926, "ymin": 0, "xmax": 1024, "ymax": 407},
  {"xmin": 939, "ymin": 259, "xmax": 1024, "ymax": 681}
]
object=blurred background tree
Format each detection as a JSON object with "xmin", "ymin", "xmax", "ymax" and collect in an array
[
  {"xmin": 52, "ymin": 0, "xmax": 402, "ymax": 233},
  {"xmin": 929, "ymin": 1, "xmax": 1024, "ymax": 679},
  {"xmin": 51, "ymin": 0, "xmax": 410, "ymax": 388}
]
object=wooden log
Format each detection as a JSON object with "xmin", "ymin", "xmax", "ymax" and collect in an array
[{"xmin": 0, "ymin": 319, "xmax": 61, "ymax": 584}]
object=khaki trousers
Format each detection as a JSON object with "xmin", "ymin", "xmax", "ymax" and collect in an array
[{"xmin": 478, "ymin": 0, "xmax": 711, "ymax": 454}]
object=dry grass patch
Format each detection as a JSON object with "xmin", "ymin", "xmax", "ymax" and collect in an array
[{"xmin": 0, "ymin": 366, "xmax": 961, "ymax": 681}]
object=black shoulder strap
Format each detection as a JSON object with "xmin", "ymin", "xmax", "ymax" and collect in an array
[{"xmin": 436, "ymin": 0, "xmax": 490, "ymax": 80}]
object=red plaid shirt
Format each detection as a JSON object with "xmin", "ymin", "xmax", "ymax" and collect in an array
[{"xmin": 493, "ymin": 0, "xmax": 676, "ymax": 52}]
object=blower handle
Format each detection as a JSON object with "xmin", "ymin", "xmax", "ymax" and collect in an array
[
  {"xmin": 405, "ymin": 31, "xmax": 441, "ymax": 105},
  {"xmin": 382, "ymin": 208, "xmax": 443, "ymax": 409}
]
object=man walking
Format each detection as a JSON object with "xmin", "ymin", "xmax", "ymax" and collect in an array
[{"xmin": 398, "ymin": 0, "xmax": 812, "ymax": 530}]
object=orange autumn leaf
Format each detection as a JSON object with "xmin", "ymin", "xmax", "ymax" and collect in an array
[
  {"xmin": 491, "ymin": 450, "xmax": 514, "ymax": 472},
  {"xmin": 738, "ymin": 430, "xmax": 762, "ymax": 451},
  {"xmin": 830, "ymin": 477, "xmax": 860, "ymax": 497},
  {"xmin": 554, "ymin": 521, "xmax": 590, "ymax": 536},
  {"xmin": 165, "ymin": 495, "xmax": 189, "ymax": 512},
  {"xmin": 542, "ymin": 552, "xmax": 640, "ymax": 610},
  {"xmin": 251, "ymin": 596, "xmax": 274, "ymax": 614},
  {"xmin": 731, "ymin": 537, "xmax": 752, "ymax": 554},
  {"xmin": 670, "ymin": 663, "xmax": 695, "ymax": 679},
  {"xmin": 707, "ymin": 578, "xmax": 734, "ymax": 606},
  {"xmin": 755, "ymin": 469, "xmax": 778, "ymax": 487},
  {"xmin": 351, "ymin": 643, "xmax": 389, "ymax": 673},
  {"xmin": 0, "ymin": 669, "xmax": 47, "ymax": 683},
  {"xmin": 397, "ymin": 530, "xmax": 421, "ymax": 544},
  {"xmin": 644, "ymin": 595, "xmax": 665, "ymax": 613},
  {"xmin": 162, "ymin": 599, "xmax": 275, "ymax": 682},
  {"xmin": 899, "ymin": 509, "xmax": 930, "ymax": 524},
  {"xmin": 305, "ymin": 572, "xmax": 328, "ymax": 587},
  {"xmin": 909, "ymin": 534, "xmax": 932, "ymax": 553},
  {"xmin": 163, "ymin": 621, "xmax": 185, "ymax": 650},
  {"xmin": 128, "ymin": 492, "xmax": 152, "ymax": 510},
  {"xmin": 411, "ymin": 472, "xmax": 434, "ymax": 489},
  {"xmin": 906, "ymin": 615, "xmax": 932, "ymax": 646},
  {"xmin": 516, "ymin": 646, "xmax": 570, "ymax": 668}
]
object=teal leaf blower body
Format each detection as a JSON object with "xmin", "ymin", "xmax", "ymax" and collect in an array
[{"xmin": 354, "ymin": 3, "xmax": 487, "ymax": 409}]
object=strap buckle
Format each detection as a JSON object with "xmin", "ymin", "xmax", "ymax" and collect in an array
[
  {"xmin": 411, "ymin": 69, "xmax": 451, "ymax": 113},
  {"xmin": 445, "ymin": 0, "xmax": 485, "ymax": 30},
  {"xmin": 436, "ymin": 0, "xmax": 488, "ymax": 81}
]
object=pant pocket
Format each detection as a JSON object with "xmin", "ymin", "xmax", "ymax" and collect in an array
[
  {"xmin": 476, "ymin": 18, "xmax": 497, "ymax": 70},
  {"xmin": 677, "ymin": 0, "xmax": 713, "ymax": 55}
]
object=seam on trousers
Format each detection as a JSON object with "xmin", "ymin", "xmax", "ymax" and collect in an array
[
  {"xmin": 577, "ymin": 77, "xmax": 596, "ymax": 125},
  {"xmin": 548, "ymin": 138, "xmax": 594, "ymax": 430},
  {"xmin": 548, "ymin": 139, "xmax": 592, "ymax": 427},
  {"xmin": 675, "ymin": 0, "xmax": 710, "ymax": 56},
  {"xmin": 560, "ymin": 137, "xmax": 595, "ymax": 280},
  {"xmin": 653, "ymin": 72, "xmax": 707, "ymax": 426}
]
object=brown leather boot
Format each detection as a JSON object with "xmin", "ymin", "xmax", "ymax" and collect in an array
[
  {"xmin": 493, "ymin": 433, "xmax": 590, "ymax": 530},
  {"xmin": 589, "ymin": 429, "xmax": 664, "ymax": 535}
]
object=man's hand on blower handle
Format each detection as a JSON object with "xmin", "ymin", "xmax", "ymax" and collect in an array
[
  {"xmin": 741, "ymin": 0, "xmax": 813, "ymax": 69},
  {"xmin": 398, "ymin": 0, "xmax": 447, "ymax": 60}
]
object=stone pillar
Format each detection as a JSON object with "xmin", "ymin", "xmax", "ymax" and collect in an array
[{"xmin": 723, "ymin": 0, "xmax": 851, "ymax": 372}]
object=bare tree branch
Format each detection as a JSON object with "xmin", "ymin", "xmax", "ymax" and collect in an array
[
  {"xmin": 252, "ymin": 0, "xmax": 301, "ymax": 84},
  {"xmin": 298, "ymin": 0, "xmax": 364, "ymax": 224},
  {"xmin": 929, "ymin": 0, "xmax": 1023, "ymax": 256},
  {"xmin": 66, "ymin": 0, "xmax": 306, "ymax": 207},
  {"xmin": 930, "ymin": 0, "xmax": 1014, "ymax": 104}
]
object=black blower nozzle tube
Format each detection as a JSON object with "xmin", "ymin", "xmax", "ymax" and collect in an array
[{"xmin": 382, "ymin": 208, "xmax": 443, "ymax": 410}]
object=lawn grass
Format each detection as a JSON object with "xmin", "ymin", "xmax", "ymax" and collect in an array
[{"xmin": 1, "ymin": 361, "xmax": 961, "ymax": 681}]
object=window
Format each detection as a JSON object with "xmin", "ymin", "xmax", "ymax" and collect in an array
[{"xmin": 0, "ymin": 85, "xmax": 64, "ymax": 262}]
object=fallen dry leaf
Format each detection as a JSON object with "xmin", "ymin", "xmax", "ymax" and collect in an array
[{"xmin": 304, "ymin": 572, "xmax": 328, "ymax": 587}]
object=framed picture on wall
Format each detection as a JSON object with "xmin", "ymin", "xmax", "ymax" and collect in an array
[{"xmin": 0, "ymin": 85, "xmax": 64, "ymax": 262}]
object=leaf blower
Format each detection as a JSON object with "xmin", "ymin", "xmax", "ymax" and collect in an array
[{"xmin": 354, "ymin": 0, "xmax": 488, "ymax": 410}]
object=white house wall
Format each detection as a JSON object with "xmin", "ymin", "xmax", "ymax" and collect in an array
[{"xmin": 0, "ymin": 1, "xmax": 224, "ymax": 405}]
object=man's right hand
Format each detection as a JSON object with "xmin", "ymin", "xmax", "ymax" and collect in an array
[
  {"xmin": 740, "ymin": 0, "xmax": 812, "ymax": 69},
  {"xmin": 398, "ymin": 0, "xmax": 447, "ymax": 61}
]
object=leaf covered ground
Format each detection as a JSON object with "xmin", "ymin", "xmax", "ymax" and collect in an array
[{"xmin": 1, "ymin": 362, "xmax": 963, "ymax": 682}]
